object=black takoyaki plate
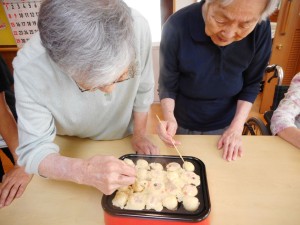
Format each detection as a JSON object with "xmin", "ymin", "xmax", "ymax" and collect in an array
[{"xmin": 101, "ymin": 154, "xmax": 210, "ymax": 222}]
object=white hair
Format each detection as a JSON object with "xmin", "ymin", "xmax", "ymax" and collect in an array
[
  {"xmin": 205, "ymin": 0, "xmax": 279, "ymax": 22},
  {"xmin": 38, "ymin": 0, "xmax": 136, "ymax": 87}
]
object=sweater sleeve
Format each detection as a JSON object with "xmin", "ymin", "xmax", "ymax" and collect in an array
[
  {"xmin": 158, "ymin": 18, "xmax": 180, "ymax": 100},
  {"xmin": 270, "ymin": 73, "xmax": 300, "ymax": 135},
  {"xmin": 14, "ymin": 71, "xmax": 59, "ymax": 175},
  {"xmin": 238, "ymin": 20, "xmax": 272, "ymax": 103},
  {"xmin": 133, "ymin": 12, "xmax": 154, "ymax": 112}
]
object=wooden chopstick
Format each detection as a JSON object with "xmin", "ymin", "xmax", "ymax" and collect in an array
[{"xmin": 155, "ymin": 115, "xmax": 185, "ymax": 163}]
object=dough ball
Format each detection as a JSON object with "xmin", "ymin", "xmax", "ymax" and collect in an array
[
  {"xmin": 166, "ymin": 162, "xmax": 181, "ymax": 172},
  {"xmin": 123, "ymin": 158, "xmax": 135, "ymax": 167},
  {"xmin": 167, "ymin": 171, "xmax": 179, "ymax": 181},
  {"xmin": 183, "ymin": 161, "xmax": 195, "ymax": 172},
  {"xmin": 165, "ymin": 180, "xmax": 183, "ymax": 199},
  {"xmin": 150, "ymin": 162, "xmax": 163, "ymax": 171},
  {"xmin": 117, "ymin": 185, "xmax": 133, "ymax": 195},
  {"xmin": 136, "ymin": 168, "xmax": 149, "ymax": 180},
  {"xmin": 132, "ymin": 179, "xmax": 148, "ymax": 192},
  {"xmin": 181, "ymin": 171, "xmax": 201, "ymax": 186},
  {"xmin": 125, "ymin": 193, "xmax": 146, "ymax": 210},
  {"xmin": 172, "ymin": 177, "xmax": 185, "ymax": 189},
  {"xmin": 136, "ymin": 159, "xmax": 149, "ymax": 170},
  {"xmin": 112, "ymin": 159, "xmax": 201, "ymax": 212},
  {"xmin": 182, "ymin": 184, "xmax": 198, "ymax": 197},
  {"xmin": 148, "ymin": 180, "xmax": 165, "ymax": 193},
  {"xmin": 162, "ymin": 195, "xmax": 178, "ymax": 210},
  {"xmin": 149, "ymin": 169, "xmax": 166, "ymax": 181},
  {"xmin": 182, "ymin": 196, "xmax": 200, "ymax": 211},
  {"xmin": 112, "ymin": 191, "xmax": 129, "ymax": 209},
  {"xmin": 146, "ymin": 194, "xmax": 163, "ymax": 211}
]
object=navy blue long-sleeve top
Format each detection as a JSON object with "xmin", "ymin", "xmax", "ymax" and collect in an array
[{"xmin": 159, "ymin": 2, "xmax": 272, "ymax": 131}]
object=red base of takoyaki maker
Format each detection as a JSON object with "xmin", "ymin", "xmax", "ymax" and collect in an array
[
  {"xmin": 101, "ymin": 154, "xmax": 211, "ymax": 225},
  {"xmin": 103, "ymin": 211, "xmax": 210, "ymax": 225}
]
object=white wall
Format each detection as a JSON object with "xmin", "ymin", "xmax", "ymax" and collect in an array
[
  {"xmin": 152, "ymin": 0, "xmax": 197, "ymax": 103},
  {"xmin": 152, "ymin": 44, "xmax": 160, "ymax": 103},
  {"xmin": 174, "ymin": 0, "xmax": 197, "ymax": 11}
]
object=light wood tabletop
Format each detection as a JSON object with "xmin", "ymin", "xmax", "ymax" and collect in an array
[{"xmin": 0, "ymin": 135, "xmax": 299, "ymax": 225}]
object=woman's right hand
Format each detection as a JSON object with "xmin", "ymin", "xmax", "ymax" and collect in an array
[
  {"xmin": 82, "ymin": 156, "xmax": 136, "ymax": 195},
  {"xmin": 156, "ymin": 119, "xmax": 181, "ymax": 147}
]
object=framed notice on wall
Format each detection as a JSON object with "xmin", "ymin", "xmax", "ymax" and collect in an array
[{"xmin": 1, "ymin": 0, "xmax": 41, "ymax": 48}]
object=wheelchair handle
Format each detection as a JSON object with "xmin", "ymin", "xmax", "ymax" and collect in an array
[{"xmin": 266, "ymin": 64, "xmax": 284, "ymax": 85}]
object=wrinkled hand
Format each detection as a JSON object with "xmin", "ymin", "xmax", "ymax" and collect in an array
[
  {"xmin": 82, "ymin": 156, "xmax": 136, "ymax": 195},
  {"xmin": 217, "ymin": 128, "xmax": 243, "ymax": 161},
  {"xmin": 131, "ymin": 135, "xmax": 159, "ymax": 155},
  {"xmin": 0, "ymin": 166, "xmax": 33, "ymax": 208},
  {"xmin": 156, "ymin": 119, "xmax": 181, "ymax": 147}
]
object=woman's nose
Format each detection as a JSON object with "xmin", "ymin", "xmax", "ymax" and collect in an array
[
  {"xmin": 221, "ymin": 24, "xmax": 239, "ymax": 39},
  {"xmin": 99, "ymin": 83, "xmax": 116, "ymax": 93}
]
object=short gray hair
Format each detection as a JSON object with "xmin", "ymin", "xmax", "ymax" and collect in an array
[
  {"xmin": 38, "ymin": 0, "xmax": 135, "ymax": 87},
  {"xmin": 205, "ymin": 0, "xmax": 279, "ymax": 22}
]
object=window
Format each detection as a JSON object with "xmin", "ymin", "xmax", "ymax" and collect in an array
[{"xmin": 124, "ymin": 0, "xmax": 161, "ymax": 42}]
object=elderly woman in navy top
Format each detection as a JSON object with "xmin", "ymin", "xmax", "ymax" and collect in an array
[{"xmin": 158, "ymin": 0, "xmax": 279, "ymax": 161}]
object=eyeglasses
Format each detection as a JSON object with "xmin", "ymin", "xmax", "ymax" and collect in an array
[{"xmin": 74, "ymin": 63, "xmax": 136, "ymax": 92}]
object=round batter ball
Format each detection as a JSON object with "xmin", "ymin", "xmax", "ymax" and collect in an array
[{"xmin": 182, "ymin": 196, "xmax": 200, "ymax": 211}]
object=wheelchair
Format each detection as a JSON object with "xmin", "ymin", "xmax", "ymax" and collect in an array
[{"xmin": 242, "ymin": 64, "xmax": 289, "ymax": 135}]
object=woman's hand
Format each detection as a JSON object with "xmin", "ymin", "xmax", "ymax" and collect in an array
[
  {"xmin": 0, "ymin": 166, "xmax": 33, "ymax": 208},
  {"xmin": 217, "ymin": 128, "xmax": 243, "ymax": 161},
  {"xmin": 156, "ymin": 119, "xmax": 181, "ymax": 147},
  {"xmin": 131, "ymin": 134, "xmax": 159, "ymax": 155},
  {"xmin": 82, "ymin": 156, "xmax": 136, "ymax": 195}
]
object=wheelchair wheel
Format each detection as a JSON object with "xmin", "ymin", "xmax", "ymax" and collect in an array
[{"xmin": 243, "ymin": 117, "xmax": 270, "ymax": 135}]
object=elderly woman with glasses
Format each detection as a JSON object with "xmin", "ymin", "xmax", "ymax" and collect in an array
[
  {"xmin": 157, "ymin": 0, "xmax": 279, "ymax": 161},
  {"xmin": 13, "ymin": 0, "xmax": 156, "ymax": 195}
]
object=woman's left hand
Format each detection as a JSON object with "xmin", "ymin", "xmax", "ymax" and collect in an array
[
  {"xmin": 0, "ymin": 166, "xmax": 33, "ymax": 208},
  {"xmin": 217, "ymin": 128, "xmax": 243, "ymax": 161},
  {"xmin": 131, "ymin": 134, "xmax": 159, "ymax": 155}
]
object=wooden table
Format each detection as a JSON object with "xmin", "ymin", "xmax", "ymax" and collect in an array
[{"xmin": 0, "ymin": 135, "xmax": 300, "ymax": 225}]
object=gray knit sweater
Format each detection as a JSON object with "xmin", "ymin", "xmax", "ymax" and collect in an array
[{"xmin": 13, "ymin": 9, "xmax": 154, "ymax": 174}]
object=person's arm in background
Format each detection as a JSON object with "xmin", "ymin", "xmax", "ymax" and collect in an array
[
  {"xmin": 271, "ymin": 73, "xmax": 300, "ymax": 149},
  {"xmin": 277, "ymin": 128, "xmax": 300, "ymax": 148},
  {"xmin": 218, "ymin": 20, "xmax": 272, "ymax": 161},
  {"xmin": 132, "ymin": 111, "xmax": 158, "ymax": 154},
  {"xmin": 157, "ymin": 98, "xmax": 181, "ymax": 146},
  {"xmin": 157, "ymin": 17, "xmax": 181, "ymax": 146},
  {"xmin": 131, "ymin": 12, "xmax": 158, "ymax": 155},
  {"xmin": 217, "ymin": 100, "xmax": 252, "ymax": 161},
  {"xmin": 0, "ymin": 92, "xmax": 32, "ymax": 208}
]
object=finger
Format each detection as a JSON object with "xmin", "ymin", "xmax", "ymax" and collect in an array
[
  {"xmin": 0, "ymin": 184, "xmax": 11, "ymax": 207},
  {"xmin": 119, "ymin": 162, "xmax": 136, "ymax": 177},
  {"xmin": 149, "ymin": 145, "xmax": 159, "ymax": 155},
  {"xmin": 110, "ymin": 159, "xmax": 136, "ymax": 177},
  {"xmin": 138, "ymin": 146, "xmax": 150, "ymax": 155},
  {"xmin": 157, "ymin": 123, "xmax": 168, "ymax": 137},
  {"xmin": 160, "ymin": 135, "xmax": 174, "ymax": 146},
  {"xmin": 157, "ymin": 123, "xmax": 176, "ymax": 145},
  {"xmin": 101, "ymin": 184, "xmax": 120, "ymax": 195},
  {"xmin": 173, "ymin": 140, "xmax": 181, "ymax": 145},
  {"xmin": 4, "ymin": 184, "xmax": 20, "ymax": 206},
  {"xmin": 166, "ymin": 123, "xmax": 177, "ymax": 137},
  {"xmin": 116, "ymin": 174, "xmax": 136, "ymax": 186},
  {"xmin": 232, "ymin": 146, "xmax": 239, "ymax": 161},
  {"xmin": 15, "ymin": 183, "xmax": 27, "ymax": 198},
  {"xmin": 238, "ymin": 146, "xmax": 243, "ymax": 157},
  {"xmin": 217, "ymin": 137, "xmax": 224, "ymax": 150},
  {"xmin": 226, "ymin": 145, "xmax": 234, "ymax": 162},
  {"xmin": 222, "ymin": 142, "xmax": 229, "ymax": 160}
]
